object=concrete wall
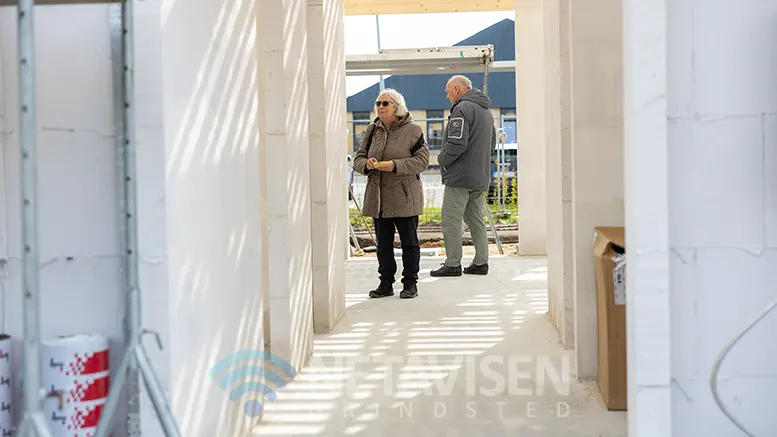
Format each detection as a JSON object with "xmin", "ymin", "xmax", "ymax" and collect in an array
[
  {"xmin": 307, "ymin": 0, "xmax": 347, "ymax": 333},
  {"xmin": 154, "ymin": 0, "xmax": 268, "ymax": 435},
  {"xmin": 622, "ymin": 0, "xmax": 671, "ymax": 435},
  {"xmin": 542, "ymin": 0, "xmax": 574, "ymax": 349},
  {"xmin": 257, "ymin": 0, "xmax": 314, "ymax": 372},
  {"xmin": 514, "ymin": 0, "xmax": 548, "ymax": 256},
  {"xmin": 665, "ymin": 1, "xmax": 777, "ymax": 435},
  {"xmin": 569, "ymin": 0, "xmax": 624, "ymax": 379},
  {"xmin": 625, "ymin": 1, "xmax": 777, "ymax": 435},
  {"xmin": 0, "ymin": 1, "xmax": 350, "ymax": 436},
  {"xmin": 135, "ymin": 2, "xmax": 174, "ymax": 436},
  {"xmin": 0, "ymin": 5, "xmax": 130, "ymax": 435}
]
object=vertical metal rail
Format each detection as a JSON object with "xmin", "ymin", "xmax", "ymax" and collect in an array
[
  {"xmin": 109, "ymin": 4, "xmax": 141, "ymax": 436},
  {"xmin": 376, "ymin": 15, "xmax": 384, "ymax": 91},
  {"xmin": 95, "ymin": 1, "xmax": 182, "ymax": 436},
  {"xmin": 480, "ymin": 60, "xmax": 503, "ymax": 254},
  {"xmin": 16, "ymin": 0, "xmax": 54, "ymax": 435}
]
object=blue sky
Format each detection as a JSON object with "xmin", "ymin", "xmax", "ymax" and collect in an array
[{"xmin": 344, "ymin": 11, "xmax": 515, "ymax": 96}]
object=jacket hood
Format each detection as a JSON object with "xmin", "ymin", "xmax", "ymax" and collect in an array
[{"xmin": 457, "ymin": 88, "xmax": 492, "ymax": 109}]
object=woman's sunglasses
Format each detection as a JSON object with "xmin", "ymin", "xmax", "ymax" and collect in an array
[{"xmin": 375, "ymin": 101, "xmax": 392, "ymax": 107}]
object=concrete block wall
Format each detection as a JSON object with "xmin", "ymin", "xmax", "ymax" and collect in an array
[
  {"xmin": 257, "ymin": 0, "xmax": 315, "ymax": 373},
  {"xmin": 154, "ymin": 0, "xmax": 268, "ymax": 434},
  {"xmin": 135, "ymin": 2, "xmax": 173, "ymax": 436},
  {"xmin": 664, "ymin": 1, "xmax": 777, "ymax": 435},
  {"xmin": 624, "ymin": 0, "xmax": 777, "ymax": 434},
  {"xmin": 541, "ymin": 0, "xmax": 575, "ymax": 349},
  {"xmin": 1, "ymin": 1, "xmax": 349, "ymax": 436},
  {"xmin": 0, "ymin": 5, "xmax": 130, "ymax": 435},
  {"xmin": 307, "ymin": 0, "xmax": 347, "ymax": 334},
  {"xmin": 541, "ymin": 0, "xmax": 562, "ymax": 336},
  {"xmin": 568, "ymin": 0, "xmax": 624, "ymax": 380},
  {"xmin": 556, "ymin": 0, "xmax": 574, "ymax": 350},
  {"xmin": 622, "ymin": 0, "xmax": 671, "ymax": 435}
]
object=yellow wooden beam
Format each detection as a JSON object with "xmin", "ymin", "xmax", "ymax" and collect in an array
[
  {"xmin": 344, "ymin": 0, "xmax": 513, "ymax": 16},
  {"xmin": 0, "ymin": 0, "xmax": 511, "ymax": 15},
  {"xmin": 0, "ymin": 0, "xmax": 117, "ymax": 5}
]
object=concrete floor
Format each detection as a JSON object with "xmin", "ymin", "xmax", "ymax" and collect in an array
[{"xmin": 253, "ymin": 255, "xmax": 627, "ymax": 437}]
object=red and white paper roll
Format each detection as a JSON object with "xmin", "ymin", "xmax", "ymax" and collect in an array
[
  {"xmin": 41, "ymin": 334, "xmax": 110, "ymax": 437},
  {"xmin": 0, "ymin": 335, "xmax": 11, "ymax": 437}
]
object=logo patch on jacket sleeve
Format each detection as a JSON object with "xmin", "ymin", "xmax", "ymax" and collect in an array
[{"xmin": 448, "ymin": 117, "xmax": 465, "ymax": 140}]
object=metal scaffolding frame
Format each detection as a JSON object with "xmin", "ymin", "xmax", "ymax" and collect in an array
[
  {"xmin": 345, "ymin": 45, "xmax": 515, "ymax": 76},
  {"xmin": 6, "ymin": 0, "xmax": 181, "ymax": 436}
]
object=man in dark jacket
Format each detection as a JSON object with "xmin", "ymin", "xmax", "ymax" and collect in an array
[{"xmin": 431, "ymin": 75, "xmax": 496, "ymax": 277}]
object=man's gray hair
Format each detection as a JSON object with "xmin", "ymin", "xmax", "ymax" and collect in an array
[
  {"xmin": 448, "ymin": 75, "xmax": 473, "ymax": 89},
  {"xmin": 378, "ymin": 88, "xmax": 409, "ymax": 118}
]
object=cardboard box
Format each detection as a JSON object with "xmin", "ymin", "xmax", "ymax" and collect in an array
[{"xmin": 593, "ymin": 226, "xmax": 627, "ymax": 411}]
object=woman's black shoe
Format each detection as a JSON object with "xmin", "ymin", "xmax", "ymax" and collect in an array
[
  {"xmin": 369, "ymin": 281, "xmax": 394, "ymax": 298},
  {"xmin": 400, "ymin": 283, "xmax": 418, "ymax": 299}
]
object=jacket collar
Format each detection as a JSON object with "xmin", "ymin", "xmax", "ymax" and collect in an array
[{"xmin": 374, "ymin": 113, "xmax": 413, "ymax": 130}]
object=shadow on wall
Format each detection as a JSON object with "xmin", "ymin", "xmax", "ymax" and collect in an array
[{"xmin": 143, "ymin": 0, "xmax": 268, "ymax": 434}]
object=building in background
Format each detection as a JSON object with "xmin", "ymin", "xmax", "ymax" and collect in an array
[{"xmin": 346, "ymin": 18, "xmax": 517, "ymax": 172}]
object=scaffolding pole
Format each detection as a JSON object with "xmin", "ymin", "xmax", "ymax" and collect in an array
[
  {"xmin": 480, "ymin": 59, "xmax": 504, "ymax": 255},
  {"xmin": 95, "ymin": 1, "xmax": 181, "ymax": 436},
  {"xmin": 15, "ymin": 0, "xmax": 54, "ymax": 435}
]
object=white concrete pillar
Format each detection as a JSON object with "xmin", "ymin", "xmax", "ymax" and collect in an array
[
  {"xmin": 257, "ymin": 0, "xmax": 314, "ymax": 371},
  {"xmin": 542, "ymin": 0, "xmax": 574, "ymax": 348},
  {"xmin": 155, "ymin": 0, "xmax": 267, "ymax": 434},
  {"xmin": 568, "ymin": 0, "xmax": 625, "ymax": 379},
  {"xmin": 306, "ymin": 0, "xmax": 347, "ymax": 334},
  {"xmin": 514, "ymin": 0, "xmax": 547, "ymax": 256},
  {"xmin": 622, "ymin": 0, "xmax": 671, "ymax": 435}
]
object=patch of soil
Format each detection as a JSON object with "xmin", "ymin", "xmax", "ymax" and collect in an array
[{"xmin": 352, "ymin": 243, "xmax": 517, "ymax": 257}]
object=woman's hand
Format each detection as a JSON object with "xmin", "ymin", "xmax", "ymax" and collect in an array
[
  {"xmin": 379, "ymin": 160, "xmax": 395, "ymax": 172},
  {"xmin": 366, "ymin": 157, "xmax": 378, "ymax": 170}
]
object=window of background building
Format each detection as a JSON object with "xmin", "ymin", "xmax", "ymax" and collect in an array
[
  {"xmin": 426, "ymin": 110, "xmax": 445, "ymax": 151},
  {"xmin": 501, "ymin": 108, "xmax": 517, "ymax": 144},
  {"xmin": 352, "ymin": 112, "xmax": 372, "ymax": 153}
]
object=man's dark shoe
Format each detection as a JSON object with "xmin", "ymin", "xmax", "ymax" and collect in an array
[
  {"xmin": 430, "ymin": 265, "xmax": 462, "ymax": 277},
  {"xmin": 400, "ymin": 283, "xmax": 418, "ymax": 299},
  {"xmin": 369, "ymin": 281, "xmax": 394, "ymax": 298},
  {"xmin": 463, "ymin": 263, "xmax": 489, "ymax": 275}
]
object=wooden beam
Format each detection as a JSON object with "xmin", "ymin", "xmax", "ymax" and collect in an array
[
  {"xmin": 344, "ymin": 0, "xmax": 512, "ymax": 15},
  {"xmin": 0, "ymin": 0, "xmax": 117, "ymax": 5},
  {"xmin": 0, "ymin": 0, "xmax": 511, "ymax": 14}
]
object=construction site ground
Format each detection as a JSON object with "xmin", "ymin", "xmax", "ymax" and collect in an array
[{"xmin": 351, "ymin": 223, "xmax": 520, "ymax": 253}]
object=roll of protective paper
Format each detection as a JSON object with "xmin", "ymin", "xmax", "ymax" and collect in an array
[
  {"xmin": 41, "ymin": 334, "xmax": 109, "ymax": 384},
  {"xmin": 42, "ymin": 334, "xmax": 109, "ymax": 437},
  {"xmin": 45, "ymin": 395, "xmax": 104, "ymax": 437},
  {"xmin": 0, "ymin": 334, "xmax": 11, "ymax": 435}
]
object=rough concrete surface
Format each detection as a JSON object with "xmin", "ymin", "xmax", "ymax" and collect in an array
[{"xmin": 253, "ymin": 255, "xmax": 627, "ymax": 437}]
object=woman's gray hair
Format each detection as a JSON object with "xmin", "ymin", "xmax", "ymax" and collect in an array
[{"xmin": 378, "ymin": 88, "xmax": 409, "ymax": 118}]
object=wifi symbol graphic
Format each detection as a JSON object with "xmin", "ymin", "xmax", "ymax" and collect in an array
[{"xmin": 209, "ymin": 349, "xmax": 297, "ymax": 417}]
